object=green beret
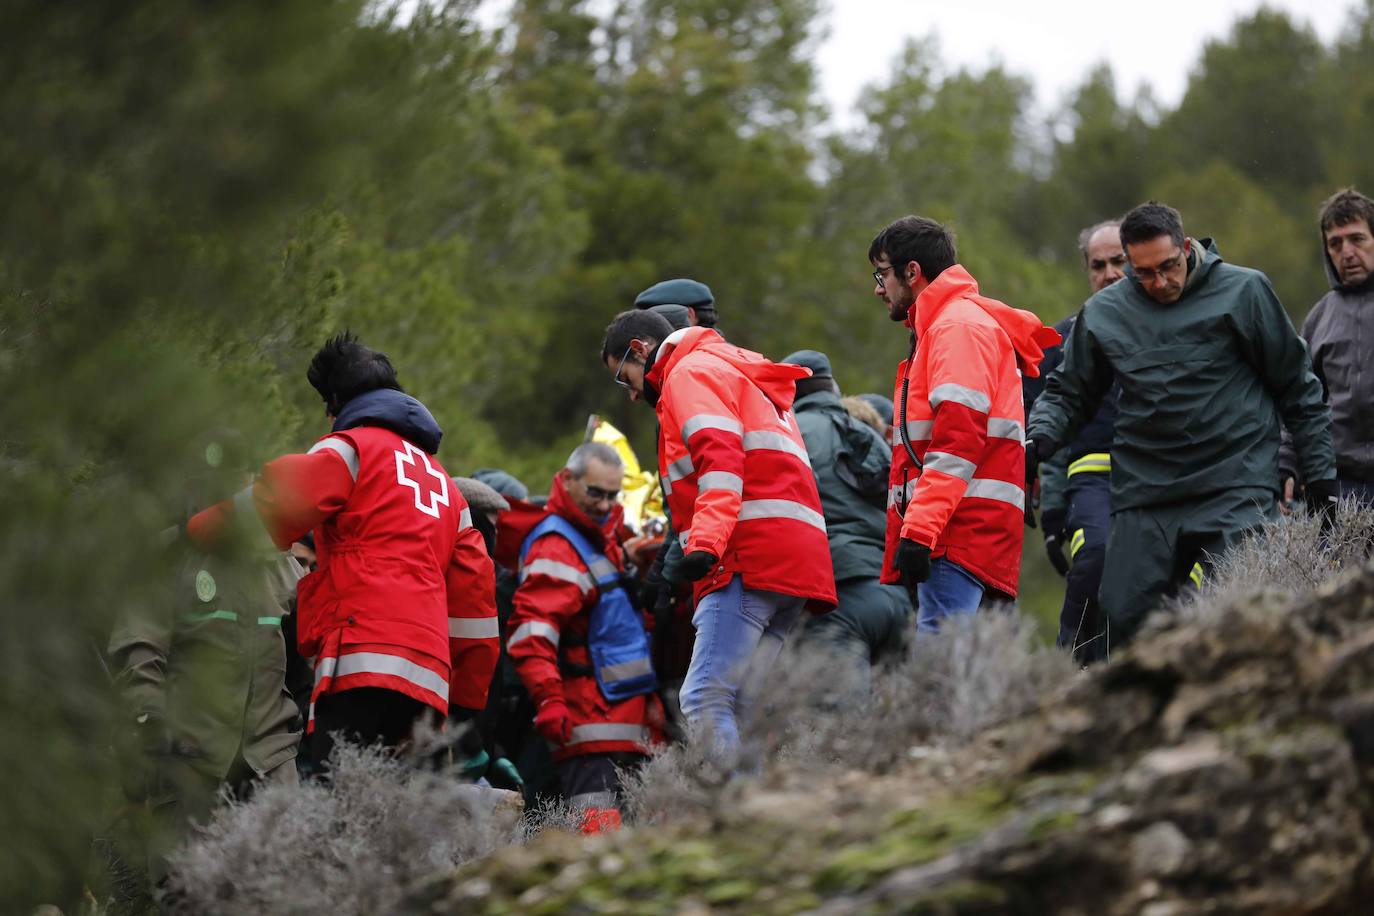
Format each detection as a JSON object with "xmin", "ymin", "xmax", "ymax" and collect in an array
[{"xmin": 634, "ymin": 278, "xmax": 714, "ymax": 309}]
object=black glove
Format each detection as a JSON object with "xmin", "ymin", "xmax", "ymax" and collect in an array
[
  {"xmin": 1305, "ymin": 477, "xmax": 1340, "ymax": 535},
  {"xmin": 639, "ymin": 570, "xmax": 668, "ymax": 614},
  {"xmin": 1023, "ymin": 436, "xmax": 1054, "ymax": 529},
  {"xmin": 895, "ymin": 538, "xmax": 932, "ymax": 598},
  {"xmin": 1025, "ymin": 436, "xmax": 1053, "ymax": 487},
  {"xmin": 1041, "ymin": 508, "xmax": 1070, "ymax": 577},
  {"xmin": 678, "ymin": 550, "xmax": 719, "ymax": 582}
]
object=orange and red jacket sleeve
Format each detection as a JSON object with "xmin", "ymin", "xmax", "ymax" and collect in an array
[
  {"xmin": 507, "ymin": 535, "xmax": 593, "ymax": 707},
  {"xmin": 445, "ymin": 509, "xmax": 499, "ymax": 712},
  {"xmin": 186, "ymin": 440, "xmax": 356, "ymax": 551},
  {"xmin": 666, "ymin": 366, "xmax": 746, "ymax": 559},
  {"xmin": 901, "ymin": 321, "xmax": 998, "ymax": 548}
]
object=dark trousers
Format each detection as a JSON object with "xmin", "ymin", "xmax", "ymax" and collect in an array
[
  {"xmin": 800, "ymin": 578, "xmax": 912, "ymax": 701},
  {"xmin": 1099, "ymin": 487, "xmax": 1276, "ymax": 650},
  {"xmin": 558, "ymin": 751, "xmax": 646, "ymax": 811},
  {"xmin": 1057, "ymin": 472, "xmax": 1110, "ymax": 665},
  {"xmin": 310, "ymin": 686, "xmax": 431, "ymax": 772}
]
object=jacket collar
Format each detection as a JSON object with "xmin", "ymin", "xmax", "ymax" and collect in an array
[
  {"xmin": 904, "ymin": 264, "xmax": 1061, "ymax": 379},
  {"xmin": 906, "ymin": 264, "xmax": 981, "ymax": 337},
  {"xmin": 647, "ymin": 326, "xmax": 809, "ymax": 412},
  {"xmin": 332, "ymin": 389, "xmax": 443, "ymax": 455}
]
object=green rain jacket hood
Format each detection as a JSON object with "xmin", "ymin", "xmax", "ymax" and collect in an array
[{"xmin": 1027, "ymin": 237, "xmax": 1334, "ymax": 511}]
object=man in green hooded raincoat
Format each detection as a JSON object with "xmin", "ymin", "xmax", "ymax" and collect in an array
[{"xmin": 1027, "ymin": 201, "xmax": 1336, "ymax": 649}]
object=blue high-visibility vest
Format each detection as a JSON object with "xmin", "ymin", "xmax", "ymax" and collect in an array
[{"xmin": 519, "ymin": 515, "xmax": 657, "ymax": 702}]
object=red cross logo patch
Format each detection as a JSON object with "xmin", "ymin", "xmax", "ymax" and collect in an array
[{"xmin": 395, "ymin": 441, "xmax": 450, "ymax": 519}]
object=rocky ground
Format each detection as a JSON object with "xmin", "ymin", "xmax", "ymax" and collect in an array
[{"xmin": 411, "ymin": 561, "xmax": 1374, "ymax": 915}]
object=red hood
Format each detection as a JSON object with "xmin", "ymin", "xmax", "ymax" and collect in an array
[
  {"xmin": 906, "ymin": 265, "xmax": 1060, "ymax": 378},
  {"xmin": 493, "ymin": 473, "xmax": 624, "ymax": 571},
  {"xmin": 647, "ymin": 326, "xmax": 810, "ymax": 413}
]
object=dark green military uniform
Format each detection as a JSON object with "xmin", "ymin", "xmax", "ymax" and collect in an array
[
  {"xmin": 1028, "ymin": 238, "xmax": 1335, "ymax": 645},
  {"xmin": 109, "ymin": 547, "xmax": 302, "ymax": 880},
  {"xmin": 790, "ymin": 369, "xmax": 911, "ymax": 696}
]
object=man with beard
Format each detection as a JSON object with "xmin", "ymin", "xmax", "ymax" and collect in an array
[
  {"xmin": 870, "ymin": 215, "xmax": 1058, "ymax": 629},
  {"xmin": 1281, "ymin": 188, "xmax": 1374, "ymax": 506},
  {"xmin": 1028, "ymin": 202, "xmax": 1336, "ymax": 649},
  {"xmin": 505, "ymin": 443, "xmax": 663, "ymax": 830}
]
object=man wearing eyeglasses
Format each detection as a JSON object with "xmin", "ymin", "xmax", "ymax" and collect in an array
[
  {"xmin": 601, "ymin": 309, "xmax": 836, "ymax": 765},
  {"xmin": 870, "ymin": 216, "xmax": 1059, "ymax": 631},
  {"xmin": 505, "ymin": 442, "xmax": 663, "ymax": 831},
  {"xmin": 1027, "ymin": 201, "xmax": 1336, "ymax": 650}
]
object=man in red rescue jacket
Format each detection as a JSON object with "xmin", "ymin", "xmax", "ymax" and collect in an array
[
  {"xmin": 869, "ymin": 216, "xmax": 1058, "ymax": 629},
  {"xmin": 187, "ymin": 332, "xmax": 499, "ymax": 770},
  {"xmin": 506, "ymin": 442, "xmax": 663, "ymax": 829},
  {"xmin": 602, "ymin": 310, "xmax": 837, "ymax": 764}
]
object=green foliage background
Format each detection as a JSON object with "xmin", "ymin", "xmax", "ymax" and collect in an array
[{"xmin": 2, "ymin": 0, "xmax": 1370, "ymax": 906}]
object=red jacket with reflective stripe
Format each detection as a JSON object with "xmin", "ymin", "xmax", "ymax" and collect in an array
[
  {"xmin": 506, "ymin": 476, "xmax": 663, "ymax": 762},
  {"xmin": 188, "ymin": 425, "xmax": 499, "ymax": 719},
  {"xmin": 885, "ymin": 266, "xmax": 1059, "ymax": 596},
  {"xmin": 648, "ymin": 328, "xmax": 837, "ymax": 610}
]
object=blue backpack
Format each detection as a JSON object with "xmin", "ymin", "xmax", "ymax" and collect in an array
[{"xmin": 519, "ymin": 516, "xmax": 657, "ymax": 702}]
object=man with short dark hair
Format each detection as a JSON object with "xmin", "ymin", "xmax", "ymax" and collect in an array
[
  {"xmin": 601, "ymin": 310, "xmax": 836, "ymax": 763},
  {"xmin": 1281, "ymin": 187, "xmax": 1374, "ymax": 506},
  {"xmin": 1026, "ymin": 220, "xmax": 1125, "ymax": 664},
  {"xmin": 1028, "ymin": 202, "xmax": 1336, "ymax": 648},
  {"xmin": 505, "ymin": 442, "xmax": 662, "ymax": 831},
  {"xmin": 187, "ymin": 332, "xmax": 500, "ymax": 769},
  {"xmin": 870, "ymin": 215, "xmax": 1058, "ymax": 629}
]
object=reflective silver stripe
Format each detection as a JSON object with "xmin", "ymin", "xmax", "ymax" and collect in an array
[
  {"xmin": 520, "ymin": 559, "xmax": 594, "ymax": 592},
  {"xmin": 568, "ymin": 723, "xmax": 650, "ymax": 745},
  {"xmin": 568, "ymin": 791, "xmax": 618, "ymax": 810},
  {"xmin": 331, "ymin": 651, "xmax": 449, "ymax": 698},
  {"xmin": 588, "ymin": 558, "xmax": 618, "ymax": 580},
  {"xmin": 987, "ymin": 417, "xmax": 1024, "ymax": 443},
  {"xmin": 681, "ymin": 414, "xmax": 744, "ymax": 442},
  {"xmin": 449, "ymin": 616, "xmax": 500, "ymax": 639},
  {"xmin": 600, "ymin": 657, "xmax": 654, "ymax": 683},
  {"xmin": 738, "ymin": 499, "xmax": 827, "ymax": 532},
  {"xmin": 964, "ymin": 478, "xmax": 1026, "ymax": 510},
  {"xmin": 894, "ymin": 420, "xmax": 933, "ymax": 446},
  {"xmin": 923, "ymin": 451, "xmax": 976, "ymax": 482},
  {"xmin": 458, "ymin": 507, "xmax": 473, "ymax": 530},
  {"xmin": 308, "ymin": 437, "xmax": 360, "ymax": 480},
  {"xmin": 697, "ymin": 471, "xmax": 744, "ymax": 494},
  {"xmin": 667, "ymin": 455, "xmax": 695, "ymax": 482},
  {"xmin": 928, "ymin": 383, "xmax": 991, "ymax": 414},
  {"xmin": 887, "ymin": 479, "xmax": 917, "ymax": 509},
  {"xmin": 742, "ymin": 430, "xmax": 811, "ymax": 467},
  {"xmin": 661, "ymin": 474, "xmax": 672, "ymax": 496},
  {"xmin": 507, "ymin": 620, "xmax": 560, "ymax": 650},
  {"xmin": 314, "ymin": 656, "xmax": 337, "ymax": 685}
]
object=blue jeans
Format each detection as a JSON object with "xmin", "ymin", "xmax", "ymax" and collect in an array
[
  {"xmin": 916, "ymin": 558, "xmax": 985, "ymax": 633},
  {"xmin": 679, "ymin": 575, "xmax": 805, "ymax": 762}
]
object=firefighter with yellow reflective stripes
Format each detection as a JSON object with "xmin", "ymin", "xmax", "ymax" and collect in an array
[{"xmin": 1024, "ymin": 221, "xmax": 1125, "ymax": 664}]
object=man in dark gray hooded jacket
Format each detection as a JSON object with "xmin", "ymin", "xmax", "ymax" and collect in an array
[{"xmin": 1281, "ymin": 187, "xmax": 1374, "ymax": 506}]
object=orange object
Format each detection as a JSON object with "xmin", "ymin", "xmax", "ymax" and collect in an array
[{"xmin": 580, "ymin": 807, "xmax": 623, "ymax": 834}]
